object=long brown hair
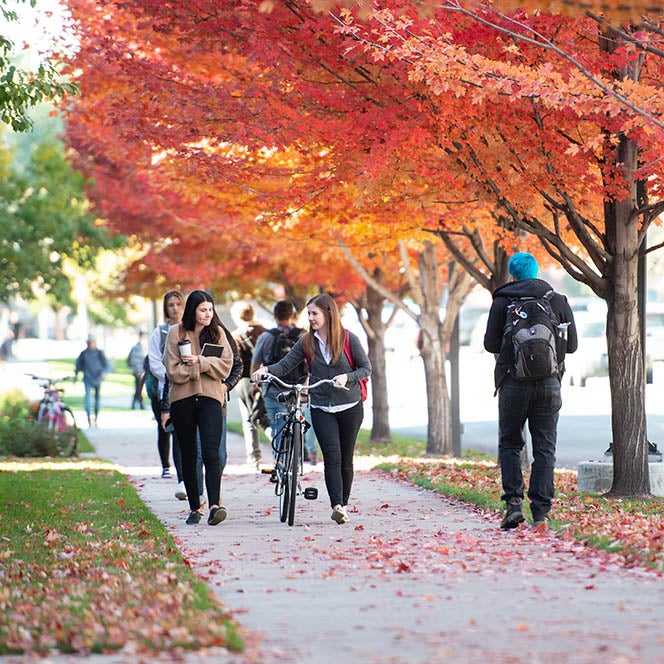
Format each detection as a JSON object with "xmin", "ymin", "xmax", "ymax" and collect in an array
[
  {"xmin": 181, "ymin": 289, "xmax": 222, "ymax": 345},
  {"xmin": 302, "ymin": 293, "xmax": 344, "ymax": 363}
]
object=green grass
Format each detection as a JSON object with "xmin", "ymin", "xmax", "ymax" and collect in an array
[{"xmin": 0, "ymin": 460, "xmax": 243, "ymax": 656}]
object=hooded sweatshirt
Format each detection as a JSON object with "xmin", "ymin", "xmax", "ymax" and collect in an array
[{"xmin": 484, "ymin": 277, "xmax": 578, "ymax": 389}]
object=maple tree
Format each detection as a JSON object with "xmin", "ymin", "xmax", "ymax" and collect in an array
[
  {"xmin": 62, "ymin": 0, "xmax": 664, "ymax": 473},
  {"xmin": 59, "ymin": 0, "xmax": 482, "ymax": 454},
  {"xmin": 319, "ymin": 1, "xmax": 664, "ymax": 496}
]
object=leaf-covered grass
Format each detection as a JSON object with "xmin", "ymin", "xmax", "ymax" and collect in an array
[
  {"xmin": 371, "ymin": 455, "xmax": 664, "ymax": 572},
  {"xmin": 0, "ymin": 459, "xmax": 242, "ymax": 657}
]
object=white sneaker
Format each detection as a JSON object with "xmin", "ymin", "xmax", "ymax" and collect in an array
[
  {"xmin": 174, "ymin": 482, "xmax": 187, "ymax": 500},
  {"xmin": 331, "ymin": 504, "xmax": 349, "ymax": 524}
]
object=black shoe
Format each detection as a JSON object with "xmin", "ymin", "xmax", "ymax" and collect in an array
[
  {"xmin": 208, "ymin": 506, "xmax": 227, "ymax": 525},
  {"xmin": 185, "ymin": 510, "xmax": 202, "ymax": 525},
  {"xmin": 532, "ymin": 512, "xmax": 550, "ymax": 527},
  {"xmin": 500, "ymin": 498, "xmax": 525, "ymax": 530}
]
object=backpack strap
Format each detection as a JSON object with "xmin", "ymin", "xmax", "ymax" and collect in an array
[{"xmin": 343, "ymin": 329, "xmax": 356, "ymax": 369}]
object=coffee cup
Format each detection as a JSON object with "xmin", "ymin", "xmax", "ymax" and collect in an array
[{"xmin": 178, "ymin": 339, "xmax": 192, "ymax": 357}]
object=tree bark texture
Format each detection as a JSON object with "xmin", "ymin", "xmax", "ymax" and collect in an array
[
  {"xmin": 418, "ymin": 241, "xmax": 452, "ymax": 456},
  {"xmin": 363, "ymin": 283, "xmax": 392, "ymax": 443}
]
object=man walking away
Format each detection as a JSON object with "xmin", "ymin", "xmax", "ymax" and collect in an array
[
  {"xmin": 483, "ymin": 252, "xmax": 578, "ymax": 529},
  {"xmin": 75, "ymin": 335, "xmax": 110, "ymax": 428}
]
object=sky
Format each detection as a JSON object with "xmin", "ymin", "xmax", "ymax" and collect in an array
[{"xmin": 1, "ymin": 0, "xmax": 68, "ymax": 67}]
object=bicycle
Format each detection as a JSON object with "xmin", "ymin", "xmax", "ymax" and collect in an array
[
  {"xmin": 26, "ymin": 374, "xmax": 79, "ymax": 456},
  {"xmin": 257, "ymin": 374, "xmax": 344, "ymax": 526}
]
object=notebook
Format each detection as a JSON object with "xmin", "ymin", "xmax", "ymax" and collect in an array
[{"xmin": 201, "ymin": 343, "xmax": 224, "ymax": 358}]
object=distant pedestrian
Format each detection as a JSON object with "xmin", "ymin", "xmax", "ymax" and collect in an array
[
  {"xmin": 127, "ymin": 330, "xmax": 147, "ymax": 410},
  {"xmin": 230, "ymin": 300, "xmax": 267, "ymax": 468},
  {"xmin": 483, "ymin": 252, "xmax": 578, "ymax": 529},
  {"xmin": 161, "ymin": 289, "xmax": 234, "ymax": 526},
  {"xmin": 252, "ymin": 293, "xmax": 371, "ymax": 525},
  {"xmin": 0, "ymin": 330, "xmax": 14, "ymax": 364},
  {"xmin": 75, "ymin": 335, "xmax": 109, "ymax": 428}
]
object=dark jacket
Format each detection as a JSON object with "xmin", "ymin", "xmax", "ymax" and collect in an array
[
  {"xmin": 484, "ymin": 278, "xmax": 578, "ymax": 389},
  {"xmin": 266, "ymin": 330, "xmax": 371, "ymax": 408},
  {"xmin": 75, "ymin": 348, "xmax": 109, "ymax": 388}
]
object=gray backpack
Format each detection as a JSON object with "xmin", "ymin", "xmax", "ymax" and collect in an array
[{"xmin": 505, "ymin": 291, "xmax": 560, "ymax": 380}]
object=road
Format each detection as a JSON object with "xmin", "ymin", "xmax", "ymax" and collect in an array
[
  {"xmin": 369, "ymin": 346, "xmax": 664, "ymax": 470},
  {"xmin": 6, "ymin": 338, "xmax": 664, "ymax": 470}
]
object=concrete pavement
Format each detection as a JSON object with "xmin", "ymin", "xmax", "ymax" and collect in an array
[{"xmin": 76, "ymin": 409, "xmax": 664, "ymax": 664}]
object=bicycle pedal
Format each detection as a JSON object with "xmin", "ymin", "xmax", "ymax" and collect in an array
[
  {"xmin": 261, "ymin": 467, "xmax": 274, "ymax": 475},
  {"xmin": 303, "ymin": 487, "xmax": 318, "ymax": 500}
]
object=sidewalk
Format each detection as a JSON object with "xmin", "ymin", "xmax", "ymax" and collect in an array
[{"xmin": 77, "ymin": 410, "xmax": 664, "ymax": 664}]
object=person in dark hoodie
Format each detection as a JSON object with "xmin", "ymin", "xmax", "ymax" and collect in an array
[{"xmin": 484, "ymin": 252, "xmax": 578, "ymax": 530}]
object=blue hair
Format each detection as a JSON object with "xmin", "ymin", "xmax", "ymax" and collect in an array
[{"xmin": 508, "ymin": 252, "xmax": 539, "ymax": 280}]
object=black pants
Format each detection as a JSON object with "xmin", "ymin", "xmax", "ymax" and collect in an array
[
  {"xmin": 311, "ymin": 403, "xmax": 363, "ymax": 508},
  {"xmin": 498, "ymin": 376, "xmax": 561, "ymax": 520},
  {"xmin": 131, "ymin": 373, "xmax": 144, "ymax": 409},
  {"xmin": 150, "ymin": 392, "xmax": 183, "ymax": 480},
  {"xmin": 171, "ymin": 395, "xmax": 223, "ymax": 512}
]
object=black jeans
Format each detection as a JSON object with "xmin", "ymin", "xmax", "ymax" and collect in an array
[
  {"xmin": 311, "ymin": 403, "xmax": 364, "ymax": 508},
  {"xmin": 171, "ymin": 395, "xmax": 223, "ymax": 512},
  {"xmin": 498, "ymin": 376, "xmax": 562, "ymax": 519},
  {"xmin": 150, "ymin": 392, "xmax": 183, "ymax": 480}
]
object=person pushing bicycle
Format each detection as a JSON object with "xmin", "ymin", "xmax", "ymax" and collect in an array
[{"xmin": 252, "ymin": 293, "xmax": 371, "ymax": 525}]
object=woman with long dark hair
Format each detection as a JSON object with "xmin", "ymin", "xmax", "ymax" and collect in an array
[
  {"xmin": 253, "ymin": 293, "xmax": 371, "ymax": 524},
  {"xmin": 162, "ymin": 290, "xmax": 234, "ymax": 526}
]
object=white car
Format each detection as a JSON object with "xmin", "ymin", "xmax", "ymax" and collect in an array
[{"xmin": 564, "ymin": 312, "xmax": 608, "ymax": 387}]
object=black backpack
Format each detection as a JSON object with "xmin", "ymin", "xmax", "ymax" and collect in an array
[
  {"xmin": 267, "ymin": 326, "xmax": 307, "ymax": 384},
  {"xmin": 505, "ymin": 290, "xmax": 561, "ymax": 380}
]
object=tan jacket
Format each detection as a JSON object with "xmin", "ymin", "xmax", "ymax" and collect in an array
[{"xmin": 163, "ymin": 325, "xmax": 233, "ymax": 405}]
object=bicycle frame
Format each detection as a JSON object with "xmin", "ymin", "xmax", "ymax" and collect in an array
[
  {"xmin": 260, "ymin": 374, "xmax": 344, "ymax": 526},
  {"xmin": 27, "ymin": 374, "xmax": 79, "ymax": 456}
]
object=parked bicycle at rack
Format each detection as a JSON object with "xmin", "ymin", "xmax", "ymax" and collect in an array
[
  {"xmin": 26, "ymin": 374, "xmax": 79, "ymax": 456},
  {"xmin": 256, "ymin": 373, "xmax": 346, "ymax": 526}
]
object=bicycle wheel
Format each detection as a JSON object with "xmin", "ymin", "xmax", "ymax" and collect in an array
[
  {"xmin": 57, "ymin": 407, "xmax": 79, "ymax": 456},
  {"xmin": 287, "ymin": 421, "xmax": 301, "ymax": 526},
  {"xmin": 279, "ymin": 427, "xmax": 292, "ymax": 523}
]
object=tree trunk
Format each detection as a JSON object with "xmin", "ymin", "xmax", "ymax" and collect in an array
[
  {"xmin": 363, "ymin": 283, "xmax": 391, "ymax": 443},
  {"xmin": 417, "ymin": 241, "xmax": 452, "ymax": 455},
  {"xmin": 598, "ymin": 26, "xmax": 650, "ymax": 496},
  {"xmin": 605, "ymin": 184, "xmax": 650, "ymax": 495}
]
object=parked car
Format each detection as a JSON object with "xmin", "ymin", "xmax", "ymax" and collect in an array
[
  {"xmin": 645, "ymin": 310, "xmax": 664, "ymax": 383},
  {"xmin": 563, "ymin": 312, "xmax": 608, "ymax": 387}
]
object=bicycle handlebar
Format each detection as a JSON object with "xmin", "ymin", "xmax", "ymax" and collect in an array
[
  {"xmin": 254, "ymin": 374, "xmax": 349, "ymax": 392},
  {"xmin": 26, "ymin": 374, "xmax": 76, "ymax": 387}
]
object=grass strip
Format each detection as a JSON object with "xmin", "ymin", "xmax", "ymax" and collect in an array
[{"xmin": 0, "ymin": 459, "xmax": 242, "ymax": 657}]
